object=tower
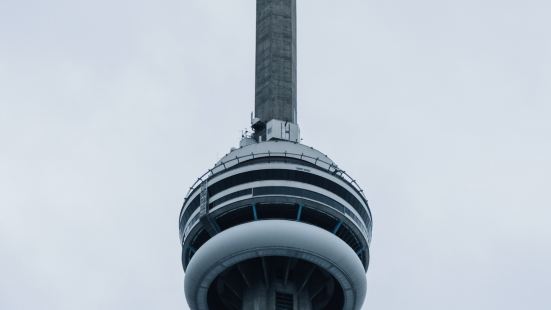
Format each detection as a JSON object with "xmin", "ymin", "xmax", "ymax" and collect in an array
[{"xmin": 179, "ymin": 1, "xmax": 372, "ymax": 309}]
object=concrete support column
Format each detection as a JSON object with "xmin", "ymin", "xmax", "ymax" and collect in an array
[{"xmin": 255, "ymin": 0, "xmax": 297, "ymax": 124}]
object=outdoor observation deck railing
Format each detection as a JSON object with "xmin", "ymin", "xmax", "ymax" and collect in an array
[{"xmin": 179, "ymin": 150, "xmax": 372, "ymax": 239}]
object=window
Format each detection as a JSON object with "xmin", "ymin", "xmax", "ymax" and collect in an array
[{"xmin": 275, "ymin": 292, "xmax": 294, "ymax": 310}]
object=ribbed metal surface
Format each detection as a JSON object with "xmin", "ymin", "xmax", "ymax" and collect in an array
[{"xmin": 275, "ymin": 292, "xmax": 294, "ymax": 309}]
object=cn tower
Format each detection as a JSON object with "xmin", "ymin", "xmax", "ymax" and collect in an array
[{"xmin": 179, "ymin": 1, "xmax": 372, "ymax": 309}]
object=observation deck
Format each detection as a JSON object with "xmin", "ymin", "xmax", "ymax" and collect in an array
[{"xmin": 180, "ymin": 140, "xmax": 372, "ymax": 309}]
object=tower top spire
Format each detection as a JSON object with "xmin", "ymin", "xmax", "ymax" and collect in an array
[{"xmin": 254, "ymin": 0, "xmax": 297, "ymax": 125}]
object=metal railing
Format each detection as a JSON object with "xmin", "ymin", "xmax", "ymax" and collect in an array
[
  {"xmin": 180, "ymin": 151, "xmax": 372, "ymax": 221},
  {"xmin": 180, "ymin": 186, "xmax": 372, "ymax": 242}
]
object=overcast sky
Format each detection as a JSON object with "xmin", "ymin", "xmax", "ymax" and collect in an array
[{"xmin": 1, "ymin": 0, "xmax": 550, "ymax": 309}]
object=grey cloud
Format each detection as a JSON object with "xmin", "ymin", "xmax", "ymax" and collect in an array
[{"xmin": 1, "ymin": 0, "xmax": 550, "ymax": 309}]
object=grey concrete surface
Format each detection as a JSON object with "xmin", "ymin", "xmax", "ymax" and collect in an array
[{"xmin": 255, "ymin": 0, "xmax": 297, "ymax": 124}]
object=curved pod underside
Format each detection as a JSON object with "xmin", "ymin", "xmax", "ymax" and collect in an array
[{"xmin": 185, "ymin": 220, "xmax": 367, "ymax": 310}]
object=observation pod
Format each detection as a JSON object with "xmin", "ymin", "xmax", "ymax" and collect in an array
[{"xmin": 179, "ymin": 141, "xmax": 372, "ymax": 309}]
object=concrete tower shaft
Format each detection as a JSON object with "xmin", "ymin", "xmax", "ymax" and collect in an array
[{"xmin": 255, "ymin": 0, "xmax": 297, "ymax": 124}]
